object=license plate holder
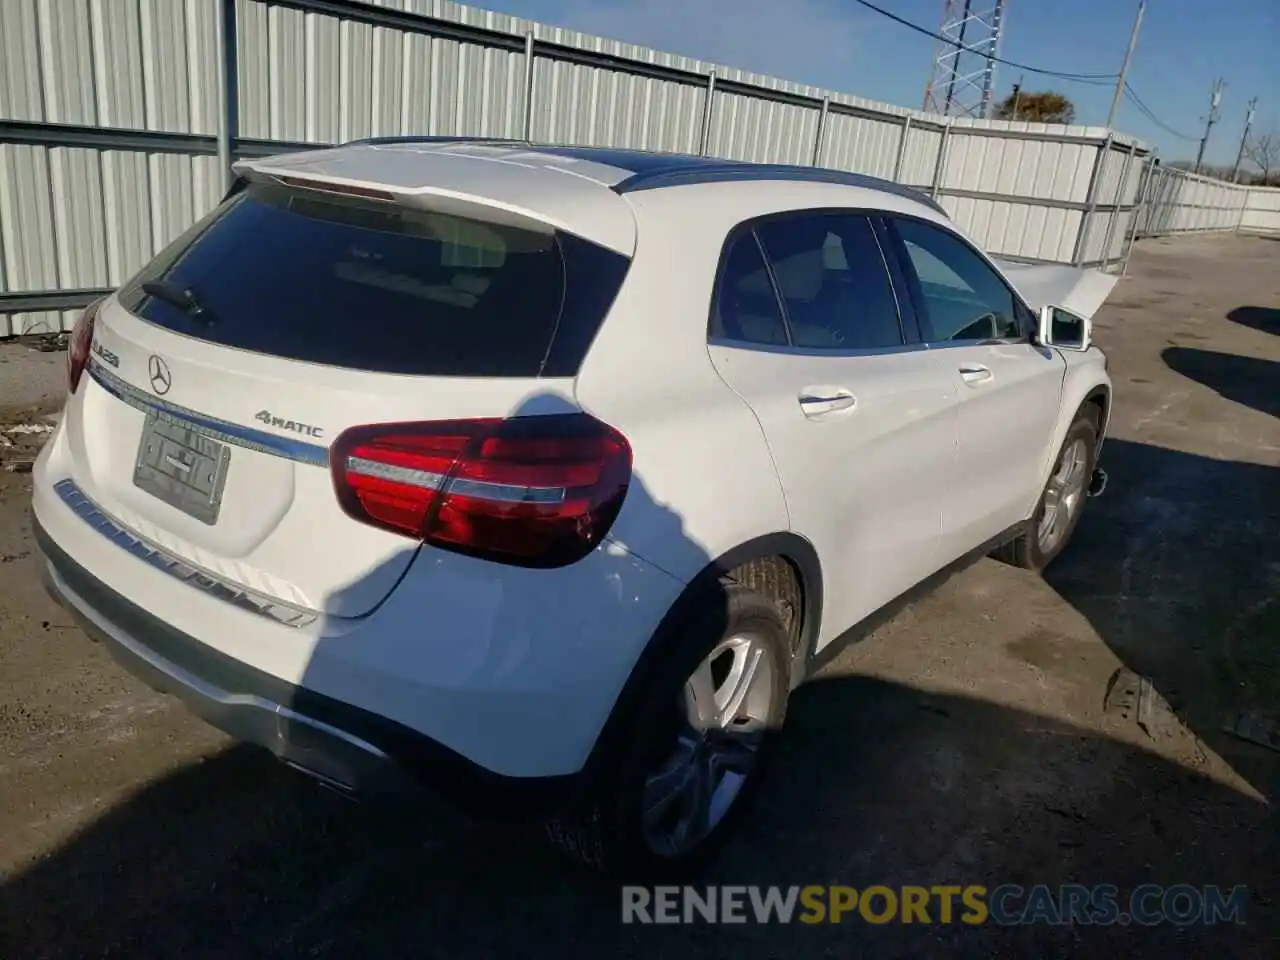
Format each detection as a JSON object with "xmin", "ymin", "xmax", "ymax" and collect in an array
[{"xmin": 133, "ymin": 412, "xmax": 231, "ymax": 526}]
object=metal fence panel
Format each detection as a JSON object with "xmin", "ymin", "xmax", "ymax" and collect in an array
[
  {"xmin": 0, "ymin": 0, "xmax": 1259, "ymax": 334},
  {"xmin": 901, "ymin": 123, "xmax": 942, "ymax": 187},
  {"xmin": 532, "ymin": 60, "xmax": 702, "ymax": 152},
  {"xmin": 0, "ymin": 0, "xmax": 44, "ymax": 122},
  {"xmin": 1136, "ymin": 163, "xmax": 1254, "ymax": 237},
  {"xmin": 49, "ymin": 147, "xmax": 110, "ymax": 291},
  {"xmin": 943, "ymin": 132, "xmax": 1097, "ymax": 204},
  {"xmin": 942, "ymin": 194, "xmax": 1081, "ymax": 263},
  {"xmin": 0, "ymin": 144, "xmax": 58, "ymax": 294},
  {"xmin": 821, "ymin": 113, "xmax": 901, "ymax": 179},
  {"xmin": 0, "ymin": 0, "xmax": 222, "ymax": 133},
  {"xmin": 710, "ymin": 93, "xmax": 817, "ymax": 165},
  {"xmin": 1240, "ymin": 186, "xmax": 1280, "ymax": 233}
]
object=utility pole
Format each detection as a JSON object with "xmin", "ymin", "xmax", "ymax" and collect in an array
[
  {"xmin": 1105, "ymin": 0, "xmax": 1146, "ymax": 130},
  {"xmin": 1231, "ymin": 97, "xmax": 1257, "ymax": 183},
  {"xmin": 1193, "ymin": 77, "xmax": 1225, "ymax": 175},
  {"xmin": 1010, "ymin": 76, "xmax": 1023, "ymax": 120}
]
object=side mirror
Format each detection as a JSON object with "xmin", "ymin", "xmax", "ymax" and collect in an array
[{"xmin": 1037, "ymin": 305, "xmax": 1091, "ymax": 352}]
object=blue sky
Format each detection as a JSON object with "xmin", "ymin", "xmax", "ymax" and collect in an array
[{"xmin": 490, "ymin": 0, "xmax": 1278, "ymax": 166}]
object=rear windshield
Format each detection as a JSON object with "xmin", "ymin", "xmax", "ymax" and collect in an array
[{"xmin": 118, "ymin": 181, "xmax": 630, "ymax": 377}]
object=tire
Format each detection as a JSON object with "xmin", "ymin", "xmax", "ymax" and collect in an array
[
  {"xmin": 544, "ymin": 583, "xmax": 791, "ymax": 881},
  {"xmin": 995, "ymin": 407, "xmax": 1099, "ymax": 572}
]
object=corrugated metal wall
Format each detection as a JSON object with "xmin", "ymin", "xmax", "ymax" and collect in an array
[
  {"xmin": 1237, "ymin": 185, "xmax": 1280, "ymax": 234},
  {"xmin": 0, "ymin": 0, "xmax": 1263, "ymax": 337},
  {"xmin": 1135, "ymin": 164, "xmax": 1253, "ymax": 237}
]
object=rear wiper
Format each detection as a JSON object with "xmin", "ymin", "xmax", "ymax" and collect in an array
[{"xmin": 142, "ymin": 280, "xmax": 215, "ymax": 325}]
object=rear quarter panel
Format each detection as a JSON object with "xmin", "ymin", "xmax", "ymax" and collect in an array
[
  {"xmin": 573, "ymin": 186, "xmax": 794, "ymax": 584},
  {"xmin": 576, "ymin": 180, "xmax": 983, "ymax": 586}
]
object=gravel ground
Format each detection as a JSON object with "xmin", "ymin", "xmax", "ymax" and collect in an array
[
  {"xmin": 0, "ymin": 234, "xmax": 1277, "ymax": 958},
  {"xmin": 0, "ymin": 339, "xmax": 67, "ymax": 412}
]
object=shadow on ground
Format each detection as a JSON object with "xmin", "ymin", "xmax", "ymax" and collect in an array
[
  {"xmin": 1227, "ymin": 306, "xmax": 1280, "ymax": 337},
  {"xmin": 1045, "ymin": 438, "xmax": 1280, "ymax": 803},
  {"xmin": 0, "ymin": 676, "xmax": 1273, "ymax": 960},
  {"xmin": 7, "ymin": 389, "xmax": 1278, "ymax": 957},
  {"xmin": 1162, "ymin": 346, "xmax": 1279, "ymax": 418}
]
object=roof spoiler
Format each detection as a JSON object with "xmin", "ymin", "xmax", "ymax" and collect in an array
[{"xmin": 230, "ymin": 153, "xmax": 637, "ymax": 254}]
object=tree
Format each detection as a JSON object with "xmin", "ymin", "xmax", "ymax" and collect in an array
[
  {"xmin": 994, "ymin": 89, "xmax": 1076, "ymax": 124},
  {"xmin": 1242, "ymin": 131, "xmax": 1279, "ymax": 184}
]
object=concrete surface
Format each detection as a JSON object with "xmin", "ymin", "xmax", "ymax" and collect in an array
[{"xmin": 1, "ymin": 234, "xmax": 1277, "ymax": 958}]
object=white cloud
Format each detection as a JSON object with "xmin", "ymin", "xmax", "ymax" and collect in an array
[{"xmin": 549, "ymin": 0, "xmax": 867, "ymax": 83}]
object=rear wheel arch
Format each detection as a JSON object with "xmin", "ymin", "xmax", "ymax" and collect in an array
[{"xmin": 582, "ymin": 533, "xmax": 822, "ymax": 782}]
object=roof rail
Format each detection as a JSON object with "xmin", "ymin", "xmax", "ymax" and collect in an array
[
  {"xmin": 332, "ymin": 138, "xmax": 948, "ymax": 217},
  {"xmin": 611, "ymin": 163, "xmax": 948, "ymax": 216},
  {"xmin": 343, "ymin": 135, "xmax": 537, "ymax": 148}
]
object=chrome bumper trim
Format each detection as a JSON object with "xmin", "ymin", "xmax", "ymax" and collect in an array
[{"xmin": 54, "ymin": 477, "xmax": 321, "ymax": 628}]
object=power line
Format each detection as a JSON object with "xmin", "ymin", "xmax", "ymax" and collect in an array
[
  {"xmin": 1124, "ymin": 83, "xmax": 1200, "ymax": 141},
  {"xmin": 852, "ymin": 0, "xmax": 1120, "ymax": 82}
]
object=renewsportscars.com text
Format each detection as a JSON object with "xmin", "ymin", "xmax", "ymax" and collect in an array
[{"xmin": 621, "ymin": 884, "xmax": 1249, "ymax": 926}]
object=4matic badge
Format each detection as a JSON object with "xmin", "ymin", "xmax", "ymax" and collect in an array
[{"xmin": 255, "ymin": 410, "xmax": 324, "ymax": 439}]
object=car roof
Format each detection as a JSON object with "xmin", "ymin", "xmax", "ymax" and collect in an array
[
  {"xmin": 234, "ymin": 137, "xmax": 947, "ymax": 254},
  {"xmin": 347, "ymin": 137, "xmax": 948, "ymax": 213}
]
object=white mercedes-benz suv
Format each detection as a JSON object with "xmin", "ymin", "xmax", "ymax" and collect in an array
[{"xmin": 33, "ymin": 138, "xmax": 1114, "ymax": 878}]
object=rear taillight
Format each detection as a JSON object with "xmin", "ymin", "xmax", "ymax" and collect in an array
[
  {"xmin": 67, "ymin": 299, "xmax": 103, "ymax": 394},
  {"xmin": 330, "ymin": 413, "xmax": 633, "ymax": 568}
]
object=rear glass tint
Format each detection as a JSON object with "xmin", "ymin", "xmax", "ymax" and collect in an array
[{"xmin": 118, "ymin": 182, "xmax": 629, "ymax": 377}]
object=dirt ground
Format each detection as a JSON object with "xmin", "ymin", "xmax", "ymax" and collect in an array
[{"xmin": 0, "ymin": 234, "xmax": 1276, "ymax": 958}]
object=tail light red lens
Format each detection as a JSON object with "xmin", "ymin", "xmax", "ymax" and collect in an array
[
  {"xmin": 67, "ymin": 298, "xmax": 103, "ymax": 394},
  {"xmin": 330, "ymin": 413, "xmax": 633, "ymax": 568}
]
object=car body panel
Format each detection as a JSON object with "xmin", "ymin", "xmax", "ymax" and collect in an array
[
  {"xmin": 72, "ymin": 295, "xmax": 578, "ymax": 618},
  {"xmin": 31, "ymin": 143, "xmax": 1117, "ymax": 789},
  {"xmin": 933, "ymin": 339, "xmax": 1068, "ymax": 562},
  {"xmin": 708, "ymin": 341, "xmax": 960, "ymax": 648},
  {"xmin": 33, "ymin": 432, "xmax": 685, "ymax": 779}
]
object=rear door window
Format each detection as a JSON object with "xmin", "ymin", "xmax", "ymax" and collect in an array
[
  {"xmin": 710, "ymin": 232, "xmax": 790, "ymax": 346},
  {"xmin": 755, "ymin": 213, "xmax": 904, "ymax": 350},
  {"xmin": 118, "ymin": 182, "xmax": 629, "ymax": 377}
]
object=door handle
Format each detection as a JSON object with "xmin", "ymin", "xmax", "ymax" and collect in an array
[
  {"xmin": 798, "ymin": 387, "xmax": 857, "ymax": 418},
  {"xmin": 959, "ymin": 364, "xmax": 993, "ymax": 386}
]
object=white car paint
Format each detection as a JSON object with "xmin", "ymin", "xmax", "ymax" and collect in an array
[
  {"xmin": 236, "ymin": 142, "xmax": 640, "ymax": 255},
  {"xmin": 934, "ymin": 339, "xmax": 1068, "ymax": 561},
  {"xmin": 32, "ymin": 142, "xmax": 1113, "ymax": 786}
]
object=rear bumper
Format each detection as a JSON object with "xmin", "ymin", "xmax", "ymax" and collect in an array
[{"xmin": 35, "ymin": 518, "xmax": 575, "ymax": 817}]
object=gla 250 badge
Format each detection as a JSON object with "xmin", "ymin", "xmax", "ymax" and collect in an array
[
  {"xmin": 255, "ymin": 410, "xmax": 324, "ymax": 439},
  {"xmin": 90, "ymin": 339, "xmax": 119, "ymax": 368}
]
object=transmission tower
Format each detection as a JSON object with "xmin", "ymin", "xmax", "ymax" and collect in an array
[{"xmin": 922, "ymin": 0, "xmax": 1008, "ymax": 119}]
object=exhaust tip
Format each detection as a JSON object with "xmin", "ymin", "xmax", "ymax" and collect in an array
[{"xmin": 1088, "ymin": 467, "xmax": 1108, "ymax": 498}]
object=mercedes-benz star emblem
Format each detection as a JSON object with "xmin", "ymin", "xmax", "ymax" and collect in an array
[{"xmin": 148, "ymin": 355, "xmax": 172, "ymax": 395}]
